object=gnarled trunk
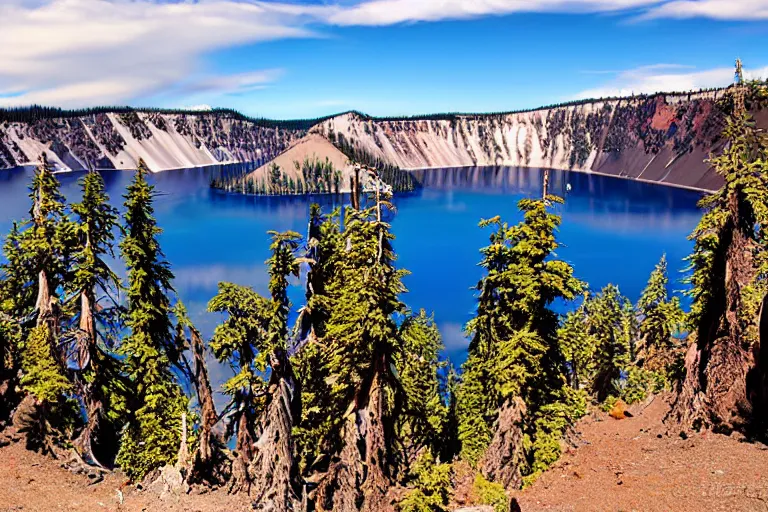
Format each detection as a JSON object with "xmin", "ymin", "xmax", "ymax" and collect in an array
[
  {"xmin": 249, "ymin": 349, "xmax": 303, "ymax": 511},
  {"xmin": 669, "ymin": 193, "xmax": 767, "ymax": 432},
  {"xmin": 186, "ymin": 328, "xmax": 220, "ymax": 484},
  {"xmin": 314, "ymin": 354, "xmax": 393, "ymax": 512},
  {"xmin": 480, "ymin": 397, "xmax": 527, "ymax": 490}
]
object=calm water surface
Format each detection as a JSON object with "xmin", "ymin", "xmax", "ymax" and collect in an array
[{"xmin": 0, "ymin": 166, "xmax": 703, "ymax": 371}]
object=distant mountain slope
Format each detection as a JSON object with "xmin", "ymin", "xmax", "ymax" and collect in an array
[
  {"xmin": 0, "ymin": 110, "xmax": 308, "ymax": 171},
  {"xmin": 310, "ymin": 88, "xmax": 767, "ymax": 191},
  {"xmin": 2, "ymin": 87, "xmax": 766, "ymax": 192}
]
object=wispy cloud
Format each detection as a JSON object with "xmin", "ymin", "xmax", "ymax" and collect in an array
[
  {"xmin": 325, "ymin": 0, "xmax": 666, "ymax": 26},
  {"xmin": 0, "ymin": 0, "xmax": 310, "ymax": 107},
  {"xmin": 573, "ymin": 63, "xmax": 768, "ymax": 99},
  {"xmin": 0, "ymin": 0, "xmax": 764, "ymax": 109},
  {"xmin": 641, "ymin": 0, "xmax": 768, "ymax": 20}
]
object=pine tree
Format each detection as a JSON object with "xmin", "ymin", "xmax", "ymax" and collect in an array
[
  {"xmin": 208, "ymin": 282, "xmax": 271, "ymax": 491},
  {"xmin": 68, "ymin": 171, "xmax": 124, "ymax": 465},
  {"xmin": 635, "ymin": 255, "xmax": 685, "ymax": 375},
  {"xmin": 671, "ymin": 112, "xmax": 768, "ymax": 433},
  {"xmin": 300, "ymin": 204, "xmax": 409, "ymax": 511},
  {"xmin": 587, "ymin": 284, "xmax": 633, "ymax": 401},
  {"xmin": 116, "ymin": 161, "xmax": 187, "ymax": 480},
  {"xmin": 396, "ymin": 310, "xmax": 449, "ymax": 463},
  {"xmin": 208, "ymin": 231, "xmax": 304, "ymax": 505},
  {"xmin": 456, "ymin": 196, "xmax": 583, "ymax": 489},
  {"xmin": 0, "ymin": 223, "xmax": 29, "ymax": 419},
  {"xmin": 558, "ymin": 297, "xmax": 596, "ymax": 391}
]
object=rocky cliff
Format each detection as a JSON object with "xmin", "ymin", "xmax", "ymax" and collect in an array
[
  {"xmin": 311, "ymin": 88, "xmax": 767, "ymax": 191},
  {"xmin": 0, "ymin": 110, "xmax": 307, "ymax": 172},
  {"xmin": 2, "ymin": 87, "xmax": 766, "ymax": 190}
]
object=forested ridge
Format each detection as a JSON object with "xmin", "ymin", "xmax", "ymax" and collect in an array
[{"xmin": 1, "ymin": 88, "xmax": 768, "ymax": 512}]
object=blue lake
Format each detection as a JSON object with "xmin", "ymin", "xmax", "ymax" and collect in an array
[{"xmin": 0, "ymin": 165, "xmax": 704, "ymax": 370}]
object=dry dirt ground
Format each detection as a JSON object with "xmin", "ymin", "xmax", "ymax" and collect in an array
[
  {"xmin": 514, "ymin": 396, "xmax": 768, "ymax": 512},
  {"xmin": 1, "ymin": 396, "xmax": 767, "ymax": 511}
]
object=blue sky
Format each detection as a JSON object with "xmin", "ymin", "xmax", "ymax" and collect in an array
[{"xmin": 1, "ymin": 0, "xmax": 767, "ymax": 118}]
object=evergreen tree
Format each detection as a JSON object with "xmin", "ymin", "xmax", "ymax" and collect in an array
[
  {"xmin": 298, "ymin": 204, "xmax": 410, "ymax": 511},
  {"xmin": 396, "ymin": 310, "xmax": 449, "ymax": 463},
  {"xmin": 456, "ymin": 196, "xmax": 584, "ymax": 489},
  {"xmin": 586, "ymin": 284, "xmax": 633, "ymax": 401},
  {"xmin": 208, "ymin": 230, "xmax": 303, "ymax": 504},
  {"xmin": 558, "ymin": 296, "xmax": 596, "ymax": 391},
  {"xmin": 208, "ymin": 282, "xmax": 271, "ymax": 491},
  {"xmin": 635, "ymin": 255, "xmax": 685, "ymax": 375},
  {"xmin": 116, "ymin": 161, "xmax": 187, "ymax": 480},
  {"xmin": 671, "ymin": 112, "xmax": 768, "ymax": 432},
  {"xmin": 67, "ymin": 170, "xmax": 124, "ymax": 465}
]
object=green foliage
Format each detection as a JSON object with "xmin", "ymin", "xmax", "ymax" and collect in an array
[
  {"xmin": 523, "ymin": 385, "xmax": 587, "ymax": 486},
  {"xmin": 208, "ymin": 282, "xmax": 271, "ymax": 429},
  {"xmin": 637, "ymin": 255, "xmax": 685, "ymax": 356},
  {"xmin": 620, "ymin": 367, "xmax": 666, "ymax": 405},
  {"xmin": 585, "ymin": 285, "xmax": 634, "ymax": 401},
  {"xmin": 558, "ymin": 298, "xmax": 596, "ymax": 390},
  {"xmin": 398, "ymin": 452, "xmax": 453, "ymax": 512},
  {"xmin": 457, "ymin": 196, "xmax": 583, "ymax": 466},
  {"xmin": 20, "ymin": 324, "xmax": 71, "ymax": 403},
  {"xmin": 473, "ymin": 473, "xmax": 509, "ymax": 512},
  {"xmin": 69, "ymin": 171, "xmax": 120, "ymax": 313},
  {"xmin": 396, "ymin": 310, "xmax": 449, "ymax": 458},
  {"xmin": 686, "ymin": 113, "xmax": 768, "ymax": 348},
  {"xmin": 116, "ymin": 161, "xmax": 186, "ymax": 479},
  {"xmin": 294, "ymin": 203, "xmax": 418, "ymax": 479}
]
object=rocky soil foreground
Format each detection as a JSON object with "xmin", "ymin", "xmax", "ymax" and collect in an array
[{"xmin": 1, "ymin": 396, "xmax": 765, "ymax": 512}]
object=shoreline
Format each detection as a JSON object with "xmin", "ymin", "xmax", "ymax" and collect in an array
[
  {"xmin": 2, "ymin": 161, "xmax": 715, "ymax": 194},
  {"xmin": 404, "ymin": 164, "xmax": 715, "ymax": 194}
]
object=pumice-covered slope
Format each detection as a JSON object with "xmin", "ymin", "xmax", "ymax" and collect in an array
[
  {"xmin": 311, "ymin": 89, "xmax": 767, "ymax": 191},
  {"xmin": 0, "ymin": 110, "xmax": 306, "ymax": 172}
]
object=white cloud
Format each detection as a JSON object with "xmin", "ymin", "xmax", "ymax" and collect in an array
[
  {"xmin": 326, "ymin": 0, "xmax": 665, "ymax": 26},
  {"xmin": 642, "ymin": 0, "xmax": 768, "ymax": 20},
  {"xmin": 0, "ymin": 0, "xmax": 765, "ymax": 109},
  {"xmin": 0, "ymin": 0, "xmax": 312, "ymax": 107},
  {"xmin": 574, "ymin": 64, "xmax": 768, "ymax": 99}
]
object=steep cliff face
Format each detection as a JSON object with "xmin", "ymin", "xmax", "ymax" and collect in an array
[
  {"xmin": 2, "ymin": 88, "xmax": 765, "ymax": 191},
  {"xmin": 311, "ymin": 90, "xmax": 763, "ymax": 191},
  {"xmin": 0, "ymin": 111, "xmax": 305, "ymax": 172}
]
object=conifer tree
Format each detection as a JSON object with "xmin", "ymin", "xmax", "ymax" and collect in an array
[
  {"xmin": 586, "ymin": 284, "xmax": 633, "ymax": 401},
  {"xmin": 558, "ymin": 297, "xmax": 596, "ymax": 391},
  {"xmin": 208, "ymin": 230, "xmax": 303, "ymax": 505},
  {"xmin": 68, "ymin": 171, "xmax": 124, "ymax": 464},
  {"xmin": 671, "ymin": 112, "xmax": 768, "ymax": 433},
  {"xmin": 116, "ymin": 161, "xmax": 187, "ymax": 479},
  {"xmin": 0, "ymin": 224, "xmax": 29, "ymax": 419},
  {"xmin": 300, "ymin": 204, "xmax": 409, "ymax": 511},
  {"xmin": 13, "ymin": 155, "xmax": 76, "ymax": 448},
  {"xmin": 208, "ymin": 282, "xmax": 271, "ymax": 492},
  {"xmin": 456, "ymin": 196, "xmax": 583, "ymax": 489},
  {"xmin": 635, "ymin": 255, "xmax": 685, "ymax": 375},
  {"xmin": 396, "ymin": 310, "xmax": 449, "ymax": 463}
]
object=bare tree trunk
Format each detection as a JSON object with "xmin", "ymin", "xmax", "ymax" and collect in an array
[
  {"xmin": 480, "ymin": 397, "xmax": 527, "ymax": 490},
  {"xmin": 35, "ymin": 270, "xmax": 54, "ymax": 331},
  {"xmin": 229, "ymin": 410, "xmax": 256, "ymax": 494},
  {"xmin": 668, "ymin": 194, "xmax": 766, "ymax": 432},
  {"xmin": 249, "ymin": 349, "xmax": 303, "ymax": 511},
  {"xmin": 186, "ymin": 328, "xmax": 219, "ymax": 483},
  {"xmin": 314, "ymin": 354, "xmax": 392, "ymax": 512}
]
